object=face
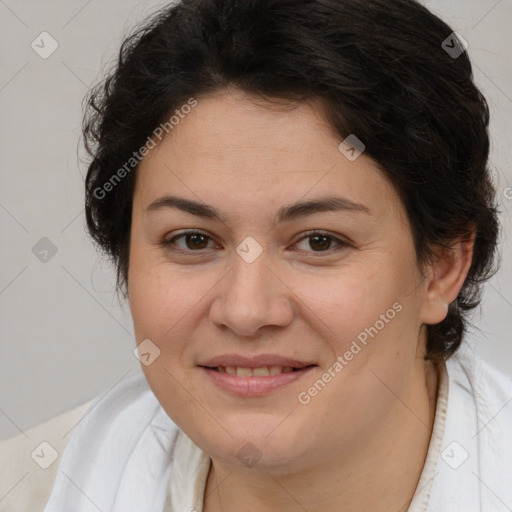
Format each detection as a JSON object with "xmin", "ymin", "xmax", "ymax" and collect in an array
[{"xmin": 128, "ymin": 88, "xmax": 433, "ymax": 473}]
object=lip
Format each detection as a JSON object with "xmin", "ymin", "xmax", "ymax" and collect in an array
[
  {"xmin": 199, "ymin": 353, "xmax": 316, "ymax": 369},
  {"xmin": 199, "ymin": 365, "xmax": 317, "ymax": 397}
]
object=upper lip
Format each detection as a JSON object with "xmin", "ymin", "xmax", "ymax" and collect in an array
[{"xmin": 199, "ymin": 354, "xmax": 317, "ymax": 369}]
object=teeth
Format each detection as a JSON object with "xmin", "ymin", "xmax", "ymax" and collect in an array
[
  {"xmin": 215, "ymin": 366, "xmax": 299, "ymax": 377},
  {"xmin": 252, "ymin": 367, "xmax": 270, "ymax": 377},
  {"xmin": 236, "ymin": 367, "xmax": 252, "ymax": 377}
]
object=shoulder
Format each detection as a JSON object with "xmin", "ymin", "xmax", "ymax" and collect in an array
[
  {"xmin": 423, "ymin": 345, "xmax": 512, "ymax": 511},
  {"xmin": 0, "ymin": 371, "xmax": 158, "ymax": 512},
  {"xmin": 448, "ymin": 344, "xmax": 512, "ymax": 402},
  {"xmin": 0, "ymin": 400, "xmax": 94, "ymax": 512},
  {"xmin": 42, "ymin": 372, "xmax": 183, "ymax": 511},
  {"xmin": 444, "ymin": 344, "xmax": 512, "ymax": 505}
]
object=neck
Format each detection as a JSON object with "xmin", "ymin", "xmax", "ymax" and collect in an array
[{"xmin": 203, "ymin": 359, "xmax": 440, "ymax": 512}]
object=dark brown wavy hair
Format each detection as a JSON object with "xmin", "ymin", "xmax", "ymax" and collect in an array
[{"xmin": 82, "ymin": 0, "xmax": 501, "ymax": 362}]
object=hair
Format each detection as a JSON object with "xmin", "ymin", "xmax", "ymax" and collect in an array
[{"xmin": 83, "ymin": 0, "xmax": 500, "ymax": 362}]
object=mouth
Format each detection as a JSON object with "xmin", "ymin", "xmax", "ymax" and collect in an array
[
  {"xmin": 198, "ymin": 364, "xmax": 318, "ymax": 397},
  {"xmin": 200, "ymin": 365, "xmax": 316, "ymax": 377}
]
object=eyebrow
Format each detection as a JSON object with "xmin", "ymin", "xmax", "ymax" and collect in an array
[{"xmin": 145, "ymin": 194, "xmax": 371, "ymax": 224}]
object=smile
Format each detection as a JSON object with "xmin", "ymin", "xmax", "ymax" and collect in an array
[
  {"xmin": 199, "ymin": 365, "xmax": 317, "ymax": 397},
  {"xmin": 212, "ymin": 366, "xmax": 301, "ymax": 376}
]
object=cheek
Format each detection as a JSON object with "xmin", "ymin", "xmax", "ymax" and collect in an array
[
  {"xmin": 289, "ymin": 257, "xmax": 421, "ymax": 375},
  {"xmin": 129, "ymin": 269, "xmax": 188, "ymax": 342},
  {"xmin": 291, "ymin": 270, "xmax": 420, "ymax": 435},
  {"xmin": 128, "ymin": 259, "xmax": 208, "ymax": 429},
  {"xmin": 128, "ymin": 254, "xmax": 218, "ymax": 357},
  {"xmin": 292, "ymin": 263, "xmax": 396, "ymax": 339}
]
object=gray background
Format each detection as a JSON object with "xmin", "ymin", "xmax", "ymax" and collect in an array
[{"xmin": 0, "ymin": 0, "xmax": 511, "ymax": 441}]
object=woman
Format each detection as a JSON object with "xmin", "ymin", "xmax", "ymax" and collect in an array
[{"xmin": 37, "ymin": 0, "xmax": 510, "ymax": 510}]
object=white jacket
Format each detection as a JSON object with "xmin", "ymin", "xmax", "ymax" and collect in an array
[
  {"xmin": 425, "ymin": 345, "xmax": 512, "ymax": 511},
  {"xmin": 1, "ymin": 344, "xmax": 511, "ymax": 511}
]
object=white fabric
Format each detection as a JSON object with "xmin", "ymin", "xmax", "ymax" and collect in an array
[
  {"xmin": 42, "ymin": 374, "xmax": 180, "ymax": 512},
  {"xmin": 43, "ymin": 344, "xmax": 512, "ymax": 512},
  {"xmin": 407, "ymin": 359, "xmax": 449, "ymax": 511},
  {"xmin": 0, "ymin": 399, "xmax": 94, "ymax": 512},
  {"xmin": 427, "ymin": 345, "xmax": 512, "ymax": 511}
]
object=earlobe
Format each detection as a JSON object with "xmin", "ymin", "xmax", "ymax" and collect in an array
[{"xmin": 420, "ymin": 229, "xmax": 475, "ymax": 325}]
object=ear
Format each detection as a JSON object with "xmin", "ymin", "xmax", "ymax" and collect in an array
[{"xmin": 419, "ymin": 228, "xmax": 475, "ymax": 325}]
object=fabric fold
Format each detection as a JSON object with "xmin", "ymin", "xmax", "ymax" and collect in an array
[{"xmin": 42, "ymin": 371, "xmax": 179, "ymax": 512}]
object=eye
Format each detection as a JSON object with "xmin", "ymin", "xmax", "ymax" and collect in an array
[
  {"xmin": 292, "ymin": 231, "xmax": 349, "ymax": 254},
  {"xmin": 162, "ymin": 231, "xmax": 217, "ymax": 252}
]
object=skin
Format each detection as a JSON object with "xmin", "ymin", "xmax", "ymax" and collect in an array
[{"xmin": 128, "ymin": 87, "xmax": 474, "ymax": 512}]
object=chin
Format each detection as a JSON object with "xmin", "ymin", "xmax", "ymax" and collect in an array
[{"xmin": 199, "ymin": 424, "xmax": 309, "ymax": 469}]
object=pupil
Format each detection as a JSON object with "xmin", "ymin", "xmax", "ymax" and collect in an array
[
  {"xmin": 310, "ymin": 235, "xmax": 330, "ymax": 251},
  {"xmin": 187, "ymin": 234, "xmax": 208, "ymax": 250}
]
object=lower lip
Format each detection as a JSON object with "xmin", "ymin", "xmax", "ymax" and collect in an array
[{"xmin": 199, "ymin": 366, "xmax": 317, "ymax": 397}]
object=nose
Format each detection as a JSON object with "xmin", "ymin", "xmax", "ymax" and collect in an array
[{"xmin": 208, "ymin": 247, "xmax": 294, "ymax": 337}]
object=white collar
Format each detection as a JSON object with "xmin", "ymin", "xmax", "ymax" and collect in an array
[{"xmin": 165, "ymin": 428, "xmax": 211, "ymax": 511}]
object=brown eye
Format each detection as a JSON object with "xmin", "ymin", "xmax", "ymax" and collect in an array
[
  {"xmin": 293, "ymin": 231, "xmax": 348, "ymax": 253},
  {"xmin": 308, "ymin": 235, "xmax": 333, "ymax": 251},
  {"xmin": 163, "ymin": 231, "xmax": 216, "ymax": 252}
]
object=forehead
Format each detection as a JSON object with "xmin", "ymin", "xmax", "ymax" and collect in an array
[{"xmin": 134, "ymin": 90, "xmax": 405, "ymax": 225}]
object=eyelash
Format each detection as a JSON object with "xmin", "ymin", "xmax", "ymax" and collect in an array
[{"xmin": 160, "ymin": 230, "xmax": 349, "ymax": 256}]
